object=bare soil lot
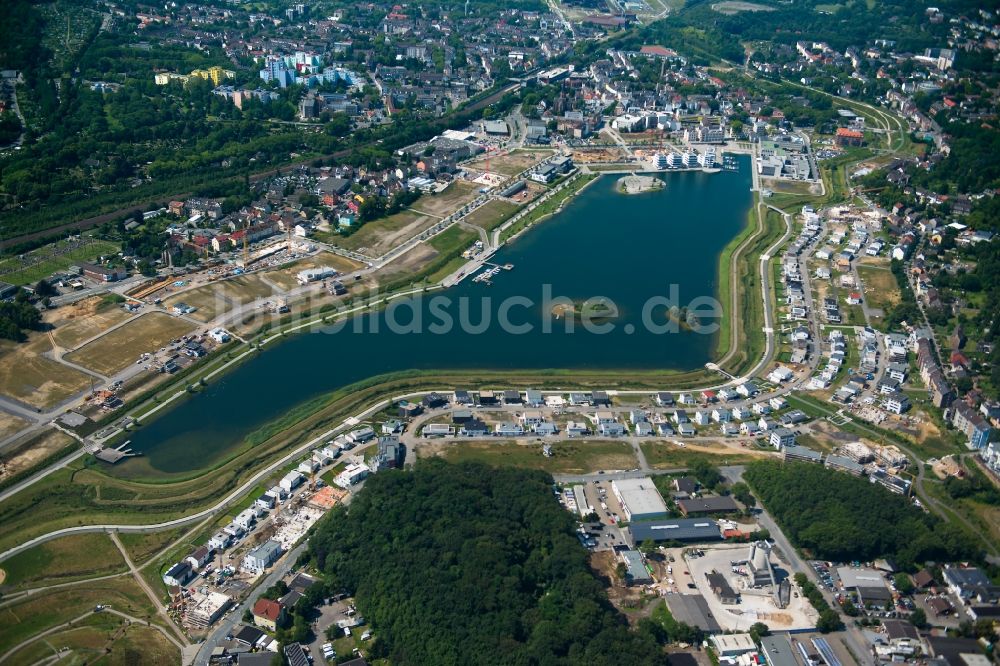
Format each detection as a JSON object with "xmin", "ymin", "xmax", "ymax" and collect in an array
[
  {"xmin": 0, "ymin": 411, "xmax": 29, "ymax": 440},
  {"xmin": 263, "ymin": 252, "xmax": 366, "ymax": 291},
  {"xmin": 48, "ymin": 296, "xmax": 135, "ymax": 350},
  {"xmin": 0, "ymin": 428, "xmax": 75, "ymax": 485},
  {"xmin": 334, "ymin": 210, "xmax": 438, "ymax": 256},
  {"xmin": 409, "ymin": 180, "xmax": 479, "ymax": 217},
  {"xmin": 0, "ymin": 336, "xmax": 93, "ymax": 408},
  {"xmin": 65, "ymin": 312, "xmax": 196, "ymax": 376},
  {"xmin": 465, "ymin": 149, "xmax": 553, "ymax": 176},
  {"xmin": 162, "ymin": 274, "xmax": 275, "ymax": 323}
]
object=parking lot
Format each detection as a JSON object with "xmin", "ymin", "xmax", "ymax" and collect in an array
[{"xmin": 580, "ymin": 479, "xmax": 629, "ymax": 525}]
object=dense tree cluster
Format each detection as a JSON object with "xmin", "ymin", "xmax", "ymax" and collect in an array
[
  {"xmin": 743, "ymin": 462, "xmax": 979, "ymax": 569},
  {"xmin": 0, "ymin": 289, "xmax": 43, "ymax": 342},
  {"xmin": 307, "ymin": 461, "xmax": 667, "ymax": 665}
]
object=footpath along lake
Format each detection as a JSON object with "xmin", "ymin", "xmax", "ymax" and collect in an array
[{"xmin": 123, "ymin": 159, "xmax": 753, "ymax": 474}]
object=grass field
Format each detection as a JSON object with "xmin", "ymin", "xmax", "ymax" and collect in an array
[
  {"xmin": 0, "ymin": 336, "xmax": 93, "ymax": 408},
  {"xmin": 639, "ymin": 441, "xmax": 763, "ymax": 469},
  {"xmin": 420, "ymin": 439, "xmax": 638, "ymax": 473},
  {"xmin": 0, "ymin": 532, "xmax": 127, "ymax": 589},
  {"xmin": 409, "ymin": 180, "xmax": 479, "ymax": 217},
  {"xmin": 162, "ymin": 274, "xmax": 275, "ymax": 323},
  {"xmin": 117, "ymin": 527, "xmax": 187, "ymax": 566},
  {"xmin": 0, "ymin": 576, "xmax": 159, "ymax": 656},
  {"xmin": 334, "ymin": 209, "xmax": 437, "ymax": 255},
  {"xmin": 264, "ymin": 252, "xmax": 366, "ymax": 291},
  {"xmin": 5, "ymin": 614, "xmax": 180, "ymax": 666},
  {"xmin": 463, "ymin": 200, "xmax": 521, "ymax": 231},
  {"xmin": 857, "ymin": 264, "xmax": 900, "ymax": 312},
  {"xmin": 65, "ymin": 312, "xmax": 196, "ymax": 375},
  {"xmin": 0, "ymin": 238, "xmax": 120, "ymax": 286},
  {"xmin": 49, "ymin": 296, "xmax": 135, "ymax": 350},
  {"xmin": 426, "ymin": 226, "xmax": 479, "ymax": 283}
]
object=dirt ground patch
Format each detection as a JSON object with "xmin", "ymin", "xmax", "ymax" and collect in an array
[
  {"xmin": 0, "ymin": 428, "xmax": 75, "ymax": 485},
  {"xmin": 858, "ymin": 264, "xmax": 901, "ymax": 312},
  {"xmin": 409, "ymin": 180, "xmax": 479, "ymax": 217},
  {"xmin": 0, "ymin": 411, "xmax": 29, "ymax": 440},
  {"xmin": 65, "ymin": 312, "xmax": 196, "ymax": 376},
  {"xmin": 762, "ymin": 178, "xmax": 821, "ymax": 195},
  {"xmin": 162, "ymin": 274, "xmax": 275, "ymax": 323},
  {"xmin": 263, "ymin": 252, "xmax": 366, "ymax": 292},
  {"xmin": 465, "ymin": 149, "xmax": 552, "ymax": 176},
  {"xmin": 570, "ymin": 147, "xmax": 627, "ymax": 163},
  {"xmin": 48, "ymin": 297, "xmax": 135, "ymax": 350},
  {"xmin": 0, "ymin": 336, "xmax": 93, "ymax": 409},
  {"xmin": 369, "ymin": 244, "xmax": 438, "ymax": 287},
  {"xmin": 335, "ymin": 209, "xmax": 441, "ymax": 256},
  {"xmin": 932, "ymin": 455, "xmax": 964, "ymax": 479},
  {"xmin": 641, "ymin": 440, "xmax": 766, "ymax": 468}
]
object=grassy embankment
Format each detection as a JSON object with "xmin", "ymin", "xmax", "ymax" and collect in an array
[
  {"xmin": 500, "ymin": 173, "xmax": 597, "ymax": 244},
  {"xmin": 0, "ymin": 575, "xmax": 168, "ymax": 658},
  {"xmin": 0, "ymin": 533, "xmax": 127, "ymax": 590},
  {"xmin": 716, "ymin": 201, "xmax": 786, "ymax": 377},
  {"xmin": 0, "ymin": 363, "xmax": 725, "ymax": 554}
]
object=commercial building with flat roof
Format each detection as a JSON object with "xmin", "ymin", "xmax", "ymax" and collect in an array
[
  {"xmin": 628, "ymin": 518, "xmax": 722, "ymax": 544},
  {"xmin": 676, "ymin": 496, "xmax": 740, "ymax": 516},
  {"xmin": 611, "ymin": 477, "xmax": 669, "ymax": 522},
  {"xmin": 760, "ymin": 635, "xmax": 799, "ymax": 666},
  {"xmin": 620, "ymin": 550, "xmax": 652, "ymax": 586},
  {"xmin": 711, "ymin": 633, "xmax": 756, "ymax": 657}
]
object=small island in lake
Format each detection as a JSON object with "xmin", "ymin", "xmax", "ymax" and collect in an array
[
  {"xmin": 667, "ymin": 305, "xmax": 702, "ymax": 331},
  {"xmin": 616, "ymin": 174, "xmax": 665, "ymax": 194},
  {"xmin": 551, "ymin": 298, "xmax": 617, "ymax": 321}
]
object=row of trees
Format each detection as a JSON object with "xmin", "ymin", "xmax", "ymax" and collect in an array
[
  {"xmin": 793, "ymin": 573, "xmax": 844, "ymax": 633},
  {"xmin": 743, "ymin": 461, "xmax": 980, "ymax": 569},
  {"xmin": 306, "ymin": 461, "xmax": 669, "ymax": 665}
]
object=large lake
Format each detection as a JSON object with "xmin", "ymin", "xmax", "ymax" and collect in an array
[{"xmin": 123, "ymin": 159, "xmax": 753, "ymax": 474}]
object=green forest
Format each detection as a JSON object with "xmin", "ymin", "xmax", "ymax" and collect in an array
[
  {"xmin": 743, "ymin": 461, "xmax": 979, "ymax": 569},
  {"xmin": 307, "ymin": 462, "xmax": 667, "ymax": 665}
]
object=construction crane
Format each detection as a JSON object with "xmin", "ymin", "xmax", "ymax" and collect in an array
[{"xmin": 242, "ymin": 220, "xmax": 250, "ymax": 268}]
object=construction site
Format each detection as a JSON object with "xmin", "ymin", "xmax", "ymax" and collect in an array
[{"xmin": 666, "ymin": 541, "xmax": 819, "ymax": 633}]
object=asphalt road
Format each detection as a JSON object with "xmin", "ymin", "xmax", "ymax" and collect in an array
[{"xmin": 192, "ymin": 540, "xmax": 311, "ymax": 666}]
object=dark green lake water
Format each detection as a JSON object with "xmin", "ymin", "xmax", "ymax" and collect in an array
[{"xmin": 123, "ymin": 160, "xmax": 752, "ymax": 474}]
